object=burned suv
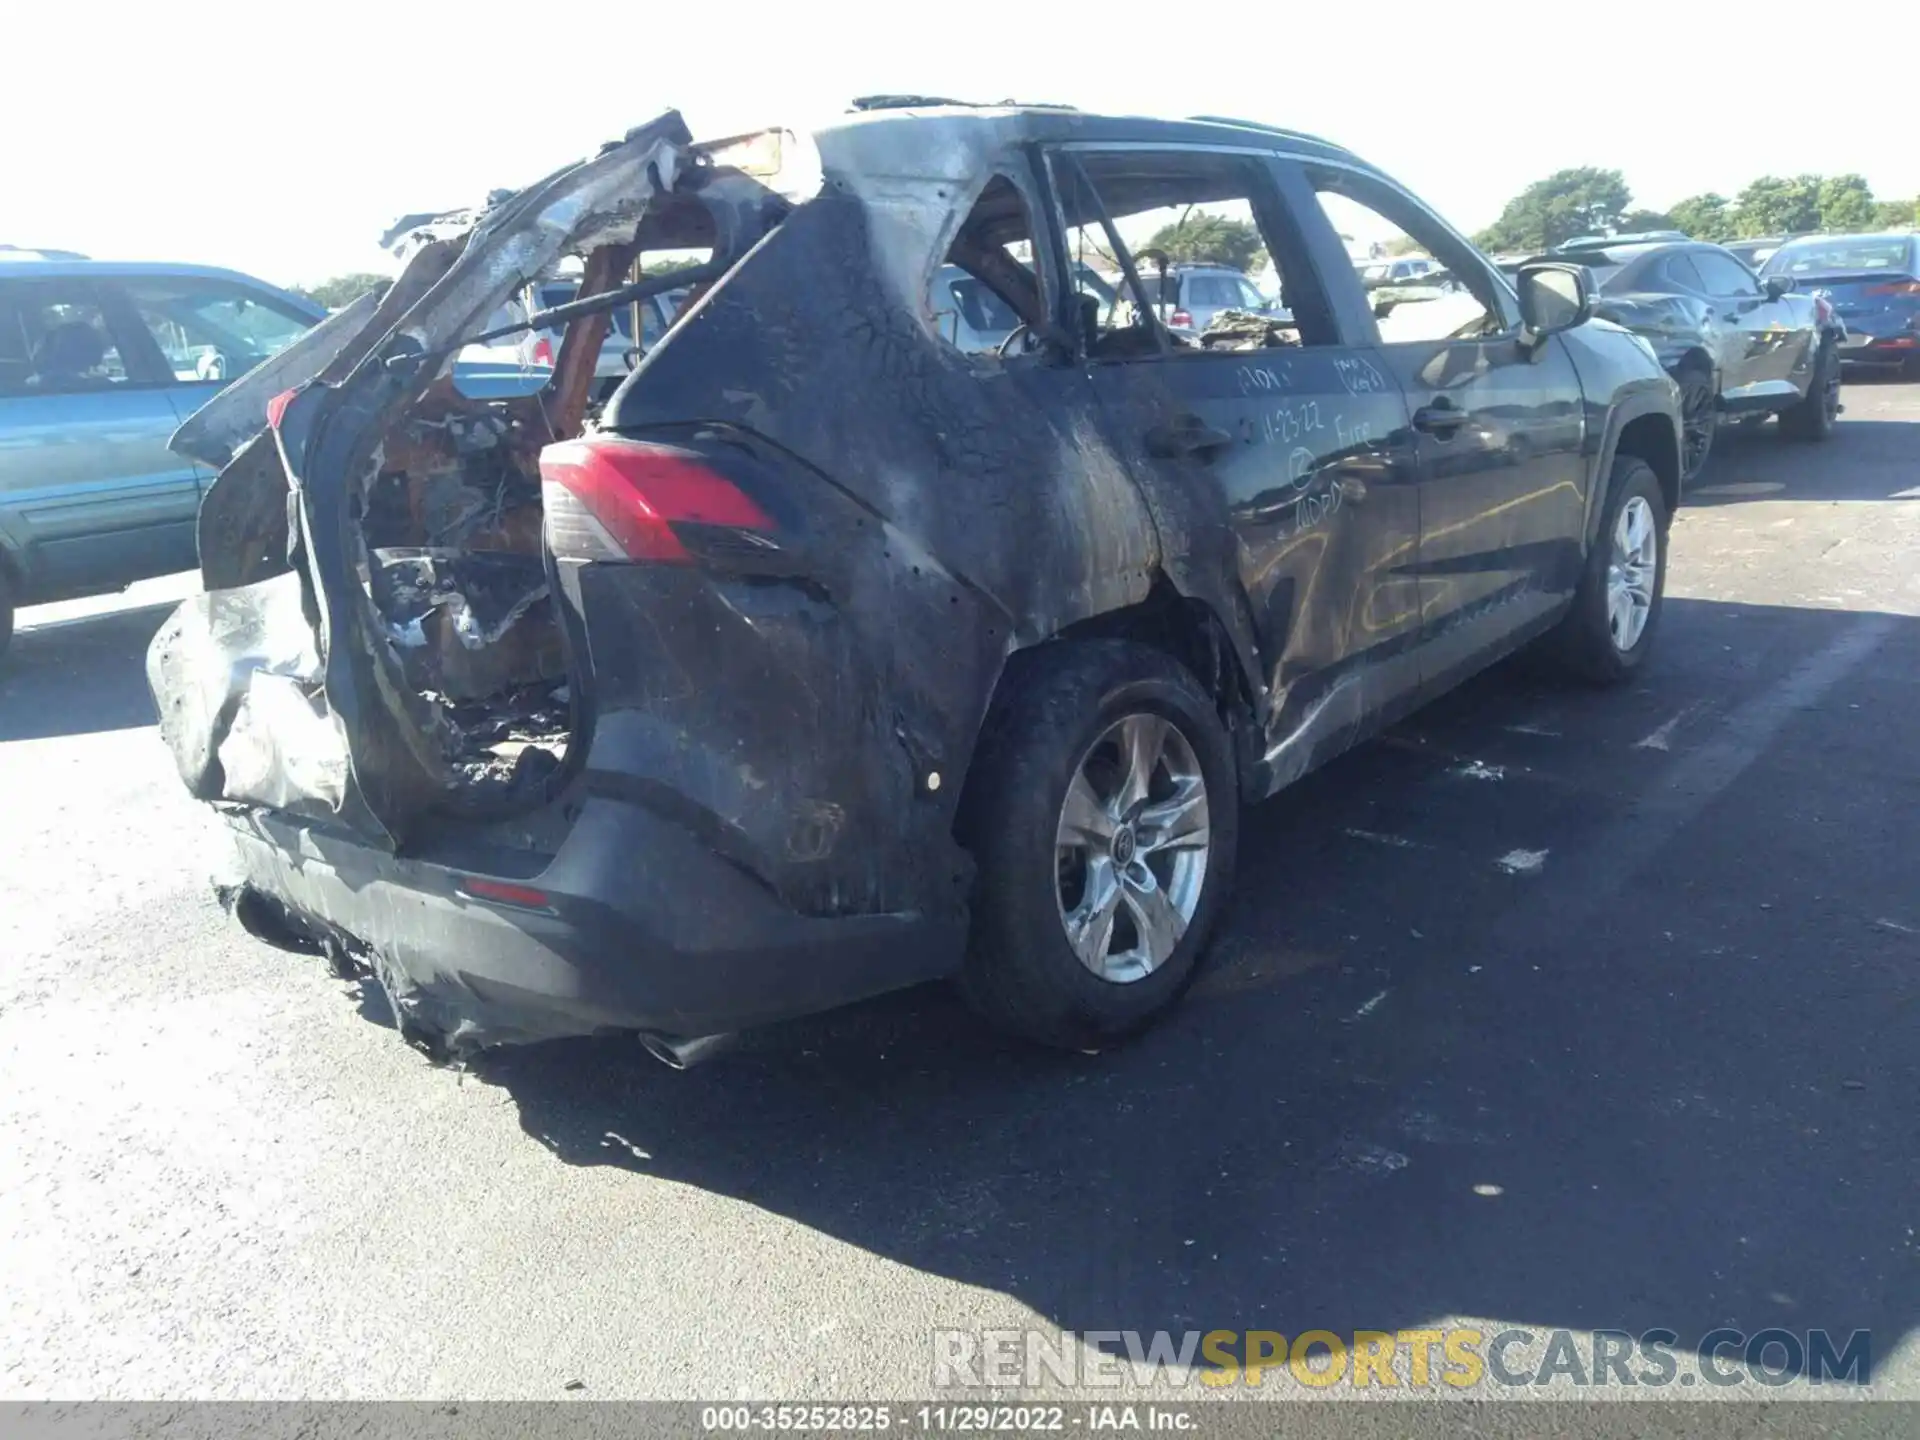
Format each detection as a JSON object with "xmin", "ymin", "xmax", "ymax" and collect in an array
[{"xmin": 149, "ymin": 105, "xmax": 1681, "ymax": 1063}]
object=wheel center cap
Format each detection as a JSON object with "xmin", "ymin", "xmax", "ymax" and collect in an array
[{"xmin": 1111, "ymin": 825, "xmax": 1138, "ymax": 866}]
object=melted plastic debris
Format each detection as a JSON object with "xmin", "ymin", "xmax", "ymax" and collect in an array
[{"xmin": 440, "ymin": 682, "xmax": 571, "ymax": 799}]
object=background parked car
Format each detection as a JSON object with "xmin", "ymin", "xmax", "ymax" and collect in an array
[
  {"xmin": 929, "ymin": 262, "xmax": 1117, "ymax": 353},
  {"xmin": 1546, "ymin": 236, "xmax": 1843, "ymax": 483},
  {"xmin": 1761, "ymin": 232, "xmax": 1920, "ymax": 374},
  {"xmin": 0, "ymin": 252, "xmax": 324, "ymax": 653},
  {"xmin": 1724, "ymin": 236, "xmax": 1791, "ymax": 270},
  {"xmin": 1125, "ymin": 262, "xmax": 1275, "ymax": 334},
  {"xmin": 1356, "ymin": 254, "xmax": 1440, "ymax": 288}
]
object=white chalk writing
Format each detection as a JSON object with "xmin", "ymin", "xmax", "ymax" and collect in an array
[
  {"xmin": 1333, "ymin": 356, "xmax": 1389, "ymax": 396},
  {"xmin": 1260, "ymin": 399, "xmax": 1325, "ymax": 447},
  {"xmin": 1235, "ymin": 361, "xmax": 1294, "ymax": 397}
]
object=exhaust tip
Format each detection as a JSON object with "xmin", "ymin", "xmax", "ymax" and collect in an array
[{"xmin": 638, "ymin": 1031, "xmax": 736, "ymax": 1070}]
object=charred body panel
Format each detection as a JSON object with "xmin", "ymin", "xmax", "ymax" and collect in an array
[
  {"xmin": 600, "ymin": 192, "xmax": 1164, "ymax": 917},
  {"xmin": 150, "ymin": 114, "xmax": 695, "ymax": 848}
]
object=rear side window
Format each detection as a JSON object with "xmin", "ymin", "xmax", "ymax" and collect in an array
[
  {"xmin": 0, "ymin": 283, "xmax": 138, "ymax": 395},
  {"xmin": 1691, "ymin": 252, "xmax": 1761, "ymax": 296},
  {"xmin": 944, "ymin": 274, "xmax": 1023, "ymax": 335},
  {"xmin": 930, "ymin": 172, "xmax": 1051, "ymax": 356},
  {"xmin": 122, "ymin": 279, "xmax": 315, "ymax": 382},
  {"xmin": 1185, "ymin": 275, "xmax": 1241, "ymax": 308},
  {"xmin": 1658, "ymin": 255, "xmax": 1708, "ymax": 293}
]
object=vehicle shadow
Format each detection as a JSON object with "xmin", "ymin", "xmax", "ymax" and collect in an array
[
  {"xmin": 1690, "ymin": 414, "xmax": 1919, "ymax": 506},
  {"xmin": 473, "ymin": 596, "xmax": 1919, "ymax": 1386},
  {"xmin": 0, "ymin": 600, "xmax": 176, "ymax": 741},
  {"xmin": 1838, "ymin": 365, "xmax": 1914, "ymax": 386}
]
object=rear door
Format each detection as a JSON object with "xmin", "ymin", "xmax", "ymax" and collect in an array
[
  {"xmin": 1292, "ymin": 163, "xmax": 1588, "ymax": 686},
  {"xmin": 0, "ymin": 277, "xmax": 199, "ymax": 600},
  {"xmin": 1044, "ymin": 145, "xmax": 1421, "ymax": 785}
]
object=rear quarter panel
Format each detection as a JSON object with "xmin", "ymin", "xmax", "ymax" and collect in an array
[{"xmin": 592, "ymin": 193, "xmax": 1164, "ymax": 919}]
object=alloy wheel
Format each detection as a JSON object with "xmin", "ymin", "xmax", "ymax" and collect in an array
[
  {"xmin": 1055, "ymin": 713, "xmax": 1211, "ymax": 984},
  {"xmin": 1606, "ymin": 495, "xmax": 1659, "ymax": 653}
]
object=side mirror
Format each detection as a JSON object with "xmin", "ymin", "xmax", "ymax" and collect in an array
[
  {"xmin": 1764, "ymin": 273, "xmax": 1795, "ymax": 299},
  {"xmin": 1516, "ymin": 262, "xmax": 1593, "ymax": 342}
]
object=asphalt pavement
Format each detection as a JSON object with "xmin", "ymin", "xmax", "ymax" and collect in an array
[{"xmin": 3, "ymin": 376, "xmax": 1917, "ymax": 1407}]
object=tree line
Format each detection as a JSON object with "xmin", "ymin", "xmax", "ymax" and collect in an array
[
  {"xmin": 288, "ymin": 171, "xmax": 1916, "ymax": 304},
  {"xmin": 1476, "ymin": 167, "xmax": 1919, "ymax": 254}
]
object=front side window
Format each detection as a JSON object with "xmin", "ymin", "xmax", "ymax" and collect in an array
[
  {"xmin": 1691, "ymin": 252, "xmax": 1762, "ymax": 297},
  {"xmin": 1307, "ymin": 168, "xmax": 1510, "ymax": 345},
  {"xmin": 0, "ymin": 283, "xmax": 136, "ymax": 395},
  {"xmin": 123, "ymin": 279, "xmax": 315, "ymax": 382},
  {"xmin": 1049, "ymin": 148, "xmax": 1333, "ymax": 358}
]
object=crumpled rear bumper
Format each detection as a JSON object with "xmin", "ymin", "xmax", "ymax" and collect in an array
[{"xmin": 222, "ymin": 796, "xmax": 966, "ymax": 1054}]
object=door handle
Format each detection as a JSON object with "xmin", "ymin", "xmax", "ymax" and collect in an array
[
  {"xmin": 1146, "ymin": 414, "xmax": 1235, "ymax": 461},
  {"xmin": 1412, "ymin": 401, "xmax": 1469, "ymax": 436}
]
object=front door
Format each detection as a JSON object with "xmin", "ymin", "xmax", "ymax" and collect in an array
[
  {"xmin": 1690, "ymin": 248, "xmax": 1807, "ymax": 403},
  {"xmin": 0, "ymin": 278, "xmax": 200, "ymax": 601},
  {"xmin": 1043, "ymin": 146, "xmax": 1422, "ymax": 791},
  {"xmin": 1292, "ymin": 164, "xmax": 1588, "ymax": 689}
]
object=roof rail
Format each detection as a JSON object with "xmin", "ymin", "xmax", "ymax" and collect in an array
[
  {"xmin": 849, "ymin": 95, "xmax": 1078, "ymax": 113},
  {"xmin": 1186, "ymin": 116, "xmax": 1342, "ymax": 149},
  {"xmin": 0, "ymin": 245, "xmax": 91, "ymax": 261}
]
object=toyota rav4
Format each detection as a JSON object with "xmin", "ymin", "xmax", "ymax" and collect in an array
[{"xmin": 148, "ymin": 103, "xmax": 1683, "ymax": 1064}]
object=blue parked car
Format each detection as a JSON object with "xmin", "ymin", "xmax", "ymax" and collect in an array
[
  {"xmin": 0, "ymin": 250, "xmax": 327, "ymax": 652},
  {"xmin": 1761, "ymin": 232, "xmax": 1920, "ymax": 375}
]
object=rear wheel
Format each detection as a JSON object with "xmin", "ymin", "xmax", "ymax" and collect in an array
[
  {"xmin": 958, "ymin": 641, "xmax": 1238, "ymax": 1049},
  {"xmin": 1779, "ymin": 340, "xmax": 1840, "ymax": 440},
  {"xmin": 1676, "ymin": 365, "xmax": 1717, "ymax": 487},
  {"xmin": 1538, "ymin": 455, "xmax": 1668, "ymax": 684}
]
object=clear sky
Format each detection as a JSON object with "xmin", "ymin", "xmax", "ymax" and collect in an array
[{"xmin": 5, "ymin": 0, "xmax": 1911, "ymax": 289}]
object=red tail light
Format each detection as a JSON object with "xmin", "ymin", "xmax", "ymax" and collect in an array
[
  {"xmin": 458, "ymin": 877, "xmax": 553, "ymax": 911},
  {"xmin": 532, "ymin": 336, "xmax": 555, "ymax": 366},
  {"xmin": 1169, "ymin": 309, "xmax": 1193, "ymax": 329},
  {"xmin": 539, "ymin": 439, "xmax": 772, "ymax": 563},
  {"xmin": 1864, "ymin": 280, "xmax": 1920, "ymax": 297}
]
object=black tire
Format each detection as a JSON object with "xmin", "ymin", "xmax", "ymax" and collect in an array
[
  {"xmin": 1676, "ymin": 362, "xmax": 1718, "ymax": 487},
  {"xmin": 1538, "ymin": 455, "xmax": 1669, "ymax": 685},
  {"xmin": 1779, "ymin": 339, "xmax": 1840, "ymax": 440},
  {"xmin": 957, "ymin": 640, "xmax": 1239, "ymax": 1049},
  {"xmin": 0, "ymin": 564, "xmax": 13, "ymax": 660}
]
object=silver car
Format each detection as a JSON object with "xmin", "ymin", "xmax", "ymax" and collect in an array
[{"xmin": 1127, "ymin": 263, "xmax": 1274, "ymax": 333}]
